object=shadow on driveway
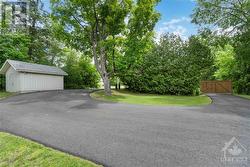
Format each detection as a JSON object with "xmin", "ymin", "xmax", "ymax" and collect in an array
[{"xmin": 0, "ymin": 90, "xmax": 250, "ymax": 167}]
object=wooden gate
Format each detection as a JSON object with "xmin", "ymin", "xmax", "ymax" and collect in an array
[{"xmin": 200, "ymin": 80, "xmax": 232, "ymax": 93}]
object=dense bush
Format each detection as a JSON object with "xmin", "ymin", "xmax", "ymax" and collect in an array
[
  {"xmin": 233, "ymin": 30, "xmax": 250, "ymax": 94},
  {"xmin": 120, "ymin": 34, "xmax": 213, "ymax": 95},
  {"xmin": 0, "ymin": 33, "xmax": 30, "ymax": 66},
  {"xmin": 63, "ymin": 50, "xmax": 100, "ymax": 89},
  {"xmin": 210, "ymin": 31, "xmax": 250, "ymax": 95}
]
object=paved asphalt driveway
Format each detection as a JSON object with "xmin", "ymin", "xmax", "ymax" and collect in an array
[{"xmin": 0, "ymin": 90, "xmax": 250, "ymax": 167}]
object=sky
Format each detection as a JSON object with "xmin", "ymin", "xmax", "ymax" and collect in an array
[
  {"xmin": 155, "ymin": 0, "xmax": 199, "ymax": 40},
  {"xmin": 42, "ymin": 0, "xmax": 199, "ymax": 40}
]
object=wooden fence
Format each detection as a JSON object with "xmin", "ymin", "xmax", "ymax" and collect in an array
[{"xmin": 200, "ymin": 80, "xmax": 232, "ymax": 93}]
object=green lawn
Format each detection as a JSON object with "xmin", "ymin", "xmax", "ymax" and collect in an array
[
  {"xmin": 0, "ymin": 91, "xmax": 13, "ymax": 99},
  {"xmin": 91, "ymin": 90, "xmax": 211, "ymax": 106},
  {"xmin": 236, "ymin": 94, "xmax": 250, "ymax": 100},
  {"xmin": 0, "ymin": 132, "xmax": 101, "ymax": 167}
]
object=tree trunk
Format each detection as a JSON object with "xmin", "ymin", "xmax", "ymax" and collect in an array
[
  {"xmin": 115, "ymin": 82, "xmax": 118, "ymax": 90},
  {"xmin": 92, "ymin": 40, "xmax": 112, "ymax": 96},
  {"xmin": 91, "ymin": 6, "xmax": 111, "ymax": 96},
  {"xmin": 102, "ymin": 74, "xmax": 111, "ymax": 95},
  {"xmin": 100, "ymin": 51, "xmax": 111, "ymax": 95}
]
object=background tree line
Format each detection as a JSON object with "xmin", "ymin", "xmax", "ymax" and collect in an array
[
  {"xmin": 192, "ymin": 0, "xmax": 250, "ymax": 94},
  {"xmin": 0, "ymin": 0, "xmax": 99, "ymax": 89},
  {"xmin": 0, "ymin": 0, "xmax": 249, "ymax": 95}
]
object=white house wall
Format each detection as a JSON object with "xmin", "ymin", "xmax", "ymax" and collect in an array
[
  {"xmin": 6, "ymin": 66, "xmax": 21, "ymax": 92},
  {"xmin": 20, "ymin": 72, "xmax": 64, "ymax": 92}
]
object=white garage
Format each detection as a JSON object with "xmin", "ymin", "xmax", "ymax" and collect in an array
[{"xmin": 0, "ymin": 60, "xmax": 68, "ymax": 93}]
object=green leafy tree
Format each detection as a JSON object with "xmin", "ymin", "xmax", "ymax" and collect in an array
[
  {"xmin": 123, "ymin": 34, "xmax": 212, "ymax": 95},
  {"xmin": 193, "ymin": 29, "xmax": 236, "ymax": 80},
  {"xmin": 118, "ymin": 0, "xmax": 160, "ymax": 87},
  {"xmin": 213, "ymin": 44, "xmax": 235, "ymax": 80},
  {"xmin": 187, "ymin": 36, "xmax": 214, "ymax": 80},
  {"xmin": 63, "ymin": 49, "xmax": 100, "ymax": 89},
  {"xmin": 0, "ymin": 33, "xmax": 30, "ymax": 66},
  {"xmin": 51, "ymin": 0, "xmax": 132, "ymax": 95},
  {"xmin": 1, "ymin": 0, "xmax": 61, "ymax": 65},
  {"xmin": 192, "ymin": 0, "xmax": 250, "ymax": 33},
  {"xmin": 192, "ymin": 0, "xmax": 250, "ymax": 94},
  {"xmin": 0, "ymin": 33, "xmax": 30, "ymax": 90},
  {"xmin": 233, "ymin": 30, "xmax": 250, "ymax": 94},
  {"xmin": 26, "ymin": 0, "xmax": 51, "ymax": 63}
]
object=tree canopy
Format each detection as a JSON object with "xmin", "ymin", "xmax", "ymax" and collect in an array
[
  {"xmin": 51, "ymin": 0, "xmax": 160, "ymax": 95},
  {"xmin": 121, "ymin": 34, "xmax": 213, "ymax": 95},
  {"xmin": 0, "ymin": 0, "xmax": 249, "ymax": 95},
  {"xmin": 192, "ymin": 0, "xmax": 250, "ymax": 94},
  {"xmin": 192, "ymin": 0, "xmax": 250, "ymax": 33}
]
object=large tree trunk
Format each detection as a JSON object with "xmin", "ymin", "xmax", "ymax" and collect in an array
[
  {"xmin": 99, "ymin": 49, "xmax": 111, "ymax": 96},
  {"xmin": 92, "ymin": 40, "xmax": 112, "ymax": 96},
  {"xmin": 91, "ymin": 5, "xmax": 111, "ymax": 96},
  {"xmin": 102, "ymin": 74, "xmax": 111, "ymax": 95},
  {"xmin": 95, "ymin": 60, "xmax": 111, "ymax": 96}
]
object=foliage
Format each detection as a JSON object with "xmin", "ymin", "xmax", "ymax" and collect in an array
[
  {"xmin": 0, "ymin": 33, "xmax": 30, "ymax": 90},
  {"xmin": 25, "ymin": 0, "xmax": 52, "ymax": 64},
  {"xmin": 213, "ymin": 44, "xmax": 235, "ymax": 80},
  {"xmin": 51, "ymin": 0, "xmax": 132, "ymax": 95},
  {"xmin": 63, "ymin": 49, "xmax": 100, "ymax": 89},
  {"xmin": 194, "ymin": 29, "xmax": 235, "ymax": 80},
  {"xmin": 197, "ymin": 28, "xmax": 232, "ymax": 47},
  {"xmin": 187, "ymin": 35, "xmax": 214, "ymax": 80},
  {"xmin": 233, "ymin": 30, "xmax": 250, "ymax": 94},
  {"xmin": 192, "ymin": 0, "xmax": 250, "ymax": 94},
  {"xmin": 0, "ymin": 33, "xmax": 30, "ymax": 66},
  {"xmin": 192, "ymin": 0, "xmax": 250, "ymax": 33},
  {"xmin": 0, "ymin": 0, "xmax": 64, "ymax": 66},
  {"xmin": 118, "ymin": 0, "xmax": 160, "ymax": 87},
  {"xmin": 121, "ymin": 34, "xmax": 212, "ymax": 95},
  {"xmin": 91, "ymin": 90, "xmax": 212, "ymax": 106}
]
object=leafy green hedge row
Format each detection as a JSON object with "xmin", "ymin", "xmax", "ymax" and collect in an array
[{"xmin": 120, "ymin": 34, "xmax": 213, "ymax": 95}]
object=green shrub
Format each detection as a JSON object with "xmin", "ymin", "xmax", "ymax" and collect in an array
[
  {"xmin": 120, "ymin": 34, "xmax": 213, "ymax": 95},
  {"xmin": 63, "ymin": 50, "xmax": 100, "ymax": 89}
]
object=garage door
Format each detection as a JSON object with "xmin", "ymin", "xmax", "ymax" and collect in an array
[
  {"xmin": 20, "ymin": 72, "xmax": 64, "ymax": 92},
  {"xmin": 200, "ymin": 80, "xmax": 232, "ymax": 93}
]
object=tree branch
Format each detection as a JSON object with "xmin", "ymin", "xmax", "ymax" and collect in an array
[{"xmin": 72, "ymin": 15, "xmax": 86, "ymax": 28}]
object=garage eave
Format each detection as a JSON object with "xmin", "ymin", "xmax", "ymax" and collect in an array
[
  {"xmin": 0, "ymin": 61, "xmax": 12, "ymax": 75},
  {"xmin": 0, "ymin": 59, "xmax": 68, "ymax": 76},
  {"xmin": 18, "ymin": 70, "xmax": 68, "ymax": 76}
]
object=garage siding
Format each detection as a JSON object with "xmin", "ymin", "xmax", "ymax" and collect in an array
[
  {"xmin": 20, "ymin": 72, "xmax": 64, "ymax": 92},
  {"xmin": 6, "ymin": 66, "xmax": 21, "ymax": 92}
]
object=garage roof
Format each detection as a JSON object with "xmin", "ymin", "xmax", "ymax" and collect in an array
[{"xmin": 0, "ymin": 60, "xmax": 68, "ymax": 76}]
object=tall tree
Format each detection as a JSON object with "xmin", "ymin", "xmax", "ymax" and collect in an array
[
  {"xmin": 213, "ymin": 44, "xmax": 236, "ymax": 80},
  {"xmin": 51, "ymin": 0, "xmax": 132, "ymax": 95},
  {"xmin": 0, "ymin": 0, "xmax": 63, "ymax": 66},
  {"xmin": 26, "ymin": 0, "xmax": 51, "ymax": 63},
  {"xmin": 121, "ymin": 33, "xmax": 212, "ymax": 95},
  {"xmin": 192, "ymin": 0, "xmax": 250, "ymax": 33},
  {"xmin": 187, "ymin": 36, "xmax": 213, "ymax": 80},
  {"xmin": 118, "ymin": 0, "xmax": 160, "ymax": 87},
  {"xmin": 63, "ymin": 49, "xmax": 100, "ymax": 89},
  {"xmin": 233, "ymin": 30, "xmax": 250, "ymax": 94},
  {"xmin": 192, "ymin": 0, "xmax": 250, "ymax": 94},
  {"xmin": 0, "ymin": 33, "xmax": 30, "ymax": 66}
]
